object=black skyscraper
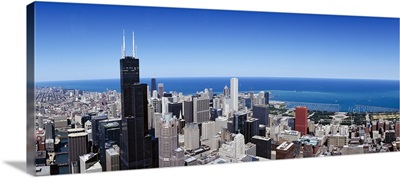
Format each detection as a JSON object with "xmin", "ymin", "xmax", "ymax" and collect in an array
[
  {"xmin": 210, "ymin": 108, "xmax": 222, "ymax": 121},
  {"xmin": 244, "ymin": 118, "xmax": 259, "ymax": 143},
  {"xmin": 183, "ymin": 100, "xmax": 193, "ymax": 123},
  {"xmin": 98, "ymin": 119, "xmax": 121, "ymax": 171},
  {"xmin": 120, "ymin": 55, "xmax": 153, "ymax": 169},
  {"xmin": 264, "ymin": 92, "xmax": 269, "ymax": 104},
  {"xmin": 91, "ymin": 115, "xmax": 108, "ymax": 152},
  {"xmin": 253, "ymin": 104, "xmax": 270, "ymax": 126},
  {"xmin": 233, "ymin": 112, "xmax": 247, "ymax": 134},
  {"xmin": 151, "ymin": 78, "xmax": 156, "ymax": 94},
  {"xmin": 168, "ymin": 102, "xmax": 183, "ymax": 119},
  {"xmin": 251, "ymin": 136, "xmax": 272, "ymax": 159}
]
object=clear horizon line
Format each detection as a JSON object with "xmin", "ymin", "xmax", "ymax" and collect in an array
[{"xmin": 35, "ymin": 76, "xmax": 400, "ymax": 83}]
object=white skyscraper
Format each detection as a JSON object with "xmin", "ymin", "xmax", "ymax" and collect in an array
[
  {"xmin": 230, "ymin": 78, "xmax": 238, "ymax": 111},
  {"xmin": 158, "ymin": 113, "xmax": 180, "ymax": 167},
  {"xmin": 215, "ymin": 116, "xmax": 228, "ymax": 133},
  {"xmin": 201, "ymin": 121, "xmax": 217, "ymax": 150},
  {"xmin": 148, "ymin": 104, "xmax": 155, "ymax": 130},
  {"xmin": 161, "ymin": 97, "xmax": 169, "ymax": 115},
  {"xmin": 147, "ymin": 85, "xmax": 151, "ymax": 100},
  {"xmin": 152, "ymin": 90, "xmax": 158, "ymax": 98},
  {"xmin": 183, "ymin": 123, "xmax": 200, "ymax": 150},
  {"xmin": 234, "ymin": 133, "xmax": 245, "ymax": 159},
  {"xmin": 213, "ymin": 98, "xmax": 220, "ymax": 109},
  {"xmin": 218, "ymin": 133, "xmax": 246, "ymax": 162},
  {"xmin": 154, "ymin": 113, "xmax": 163, "ymax": 138},
  {"xmin": 201, "ymin": 121, "xmax": 216, "ymax": 140},
  {"xmin": 105, "ymin": 146, "xmax": 120, "ymax": 171}
]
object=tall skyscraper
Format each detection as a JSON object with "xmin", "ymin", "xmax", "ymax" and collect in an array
[
  {"xmin": 252, "ymin": 104, "xmax": 270, "ymax": 126},
  {"xmin": 151, "ymin": 98, "xmax": 162, "ymax": 113},
  {"xmin": 251, "ymin": 136, "xmax": 272, "ymax": 159},
  {"xmin": 209, "ymin": 88, "xmax": 213, "ymax": 100},
  {"xmin": 233, "ymin": 111, "xmax": 247, "ymax": 134},
  {"xmin": 264, "ymin": 92, "xmax": 270, "ymax": 105},
  {"xmin": 234, "ymin": 133, "xmax": 245, "ymax": 160},
  {"xmin": 91, "ymin": 115, "xmax": 108, "ymax": 152},
  {"xmin": 158, "ymin": 83, "xmax": 164, "ymax": 98},
  {"xmin": 215, "ymin": 116, "xmax": 228, "ymax": 134},
  {"xmin": 45, "ymin": 121, "xmax": 55, "ymax": 140},
  {"xmin": 210, "ymin": 108, "xmax": 222, "ymax": 121},
  {"xmin": 230, "ymin": 78, "xmax": 238, "ymax": 111},
  {"xmin": 201, "ymin": 121, "xmax": 216, "ymax": 141},
  {"xmin": 223, "ymin": 85, "xmax": 229, "ymax": 97},
  {"xmin": 183, "ymin": 100, "xmax": 194, "ymax": 123},
  {"xmin": 151, "ymin": 78, "xmax": 156, "ymax": 93},
  {"xmin": 395, "ymin": 121, "xmax": 400, "ymax": 138},
  {"xmin": 158, "ymin": 113, "xmax": 180, "ymax": 167},
  {"xmin": 119, "ymin": 31, "xmax": 153, "ymax": 170},
  {"xmin": 68, "ymin": 132, "xmax": 88, "ymax": 173},
  {"xmin": 168, "ymin": 102, "xmax": 183, "ymax": 119},
  {"xmin": 161, "ymin": 97, "xmax": 169, "ymax": 115},
  {"xmin": 244, "ymin": 118, "xmax": 259, "ymax": 143},
  {"xmin": 295, "ymin": 106, "xmax": 308, "ymax": 136},
  {"xmin": 152, "ymin": 90, "xmax": 158, "ymax": 99},
  {"xmin": 98, "ymin": 119, "xmax": 121, "ymax": 171},
  {"xmin": 213, "ymin": 98, "xmax": 220, "ymax": 109},
  {"xmin": 183, "ymin": 123, "xmax": 200, "ymax": 150},
  {"xmin": 106, "ymin": 146, "xmax": 120, "ymax": 171},
  {"xmin": 111, "ymin": 103, "xmax": 117, "ymax": 118},
  {"xmin": 193, "ymin": 94, "xmax": 210, "ymax": 123}
]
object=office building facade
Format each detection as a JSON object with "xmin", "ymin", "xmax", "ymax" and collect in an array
[
  {"xmin": 230, "ymin": 78, "xmax": 238, "ymax": 111},
  {"xmin": 68, "ymin": 132, "xmax": 88, "ymax": 173},
  {"xmin": 119, "ymin": 34, "xmax": 153, "ymax": 169},
  {"xmin": 252, "ymin": 104, "xmax": 270, "ymax": 126},
  {"xmin": 295, "ymin": 106, "xmax": 308, "ymax": 135}
]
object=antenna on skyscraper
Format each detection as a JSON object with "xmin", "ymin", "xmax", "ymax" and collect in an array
[
  {"xmin": 135, "ymin": 45, "xmax": 138, "ymax": 58},
  {"xmin": 132, "ymin": 31, "xmax": 135, "ymax": 58},
  {"xmin": 122, "ymin": 29, "xmax": 126, "ymax": 58}
]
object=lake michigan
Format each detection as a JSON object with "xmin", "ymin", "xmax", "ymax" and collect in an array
[{"xmin": 36, "ymin": 77, "xmax": 399, "ymax": 112}]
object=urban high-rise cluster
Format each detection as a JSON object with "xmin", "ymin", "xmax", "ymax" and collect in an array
[{"xmin": 34, "ymin": 33, "xmax": 400, "ymax": 175}]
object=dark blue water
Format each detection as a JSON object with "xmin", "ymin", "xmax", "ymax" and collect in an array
[{"xmin": 36, "ymin": 77, "xmax": 399, "ymax": 112}]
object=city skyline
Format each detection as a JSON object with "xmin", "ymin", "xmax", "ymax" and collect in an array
[
  {"xmin": 35, "ymin": 2, "xmax": 399, "ymax": 82},
  {"xmin": 31, "ymin": 3, "xmax": 400, "ymax": 176}
]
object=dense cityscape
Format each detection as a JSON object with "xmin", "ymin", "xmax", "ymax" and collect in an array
[{"xmin": 34, "ymin": 33, "xmax": 400, "ymax": 175}]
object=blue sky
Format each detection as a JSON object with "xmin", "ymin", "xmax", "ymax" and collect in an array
[{"xmin": 34, "ymin": 2, "xmax": 400, "ymax": 82}]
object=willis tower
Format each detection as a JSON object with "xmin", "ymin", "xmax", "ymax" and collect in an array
[{"xmin": 119, "ymin": 31, "xmax": 153, "ymax": 169}]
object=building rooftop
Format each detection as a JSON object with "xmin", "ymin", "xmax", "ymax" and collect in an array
[
  {"xmin": 80, "ymin": 153, "xmax": 98, "ymax": 161},
  {"xmin": 86, "ymin": 161, "xmax": 102, "ymax": 171},
  {"xmin": 106, "ymin": 148, "xmax": 119, "ymax": 156},
  {"xmin": 245, "ymin": 142, "xmax": 256, "ymax": 149},
  {"xmin": 68, "ymin": 132, "xmax": 88, "ymax": 137},
  {"xmin": 282, "ymin": 130, "xmax": 300, "ymax": 135},
  {"xmin": 252, "ymin": 135, "xmax": 271, "ymax": 141},
  {"xmin": 206, "ymin": 158, "xmax": 228, "ymax": 165},
  {"xmin": 102, "ymin": 121, "xmax": 120, "ymax": 128},
  {"xmin": 92, "ymin": 115, "xmax": 108, "ymax": 120},
  {"xmin": 277, "ymin": 142, "xmax": 294, "ymax": 151},
  {"xmin": 54, "ymin": 116, "xmax": 68, "ymax": 121},
  {"xmin": 67, "ymin": 128, "xmax": 85, "ymax": 133},
  {"xmin": 247, "ymin": 117, "xmax": 258, "ymax": 122},
  {"xmin": 175, "ymin": 147, "xmax": 184, "ymax": 152},
  {"xmin": 185, "ymin": 156, "xmax": 197, "ymax": 163}
]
